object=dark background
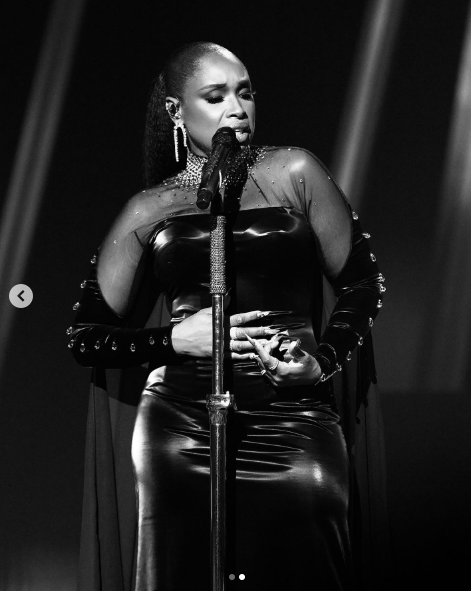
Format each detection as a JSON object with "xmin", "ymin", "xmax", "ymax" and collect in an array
[{"xmin": 1, "ymin": 0, "xmax": 470, "ymax": 589}]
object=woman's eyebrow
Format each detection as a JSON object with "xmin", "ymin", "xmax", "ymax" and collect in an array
[
  {"xmin": 198, "ymin": 79, "xmax": 251, "ymax": 92},
  {"xmin": 198, "ymin": 82, "xmax": 227, "ymax": 91}
]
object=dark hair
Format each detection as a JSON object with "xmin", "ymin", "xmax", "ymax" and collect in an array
[{"xmin": 143, "ymin": 41, "xmax": 228, "ymax": 188}]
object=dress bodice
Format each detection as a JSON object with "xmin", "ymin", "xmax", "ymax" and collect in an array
[
  {"xmin": 149, "ymin": 206, "xmax": 325, "ymax": 354},
  {"xmin": 95, "ymin": 146, "xmax": 353, "ymax": 325}
]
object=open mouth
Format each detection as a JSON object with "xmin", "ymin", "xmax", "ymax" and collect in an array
[{"xmin": 232, "ymin": 126, "xmax": 251, "ymax": 142}]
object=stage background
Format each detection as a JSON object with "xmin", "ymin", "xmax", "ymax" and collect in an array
[{"xmin": 1, "ymin": 1, "xmax": 470, "ymax": 589}]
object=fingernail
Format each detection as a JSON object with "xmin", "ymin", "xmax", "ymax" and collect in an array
[
  {"xmin": 263, "ymin": 311, "xmax": 293, "ymax": 318},
  {"xmin": 265, "ymin": 328, "xmax": 282, "ymax": 335},
  {"xmin": 292, "ymin": 339, "xmax": 305, "ymax": 357},
  {"xmin": 272, "ymin": 330, "xmax": 289, "ymax": 339},
  {"xmin": 257, "ymin": 311, "xmax": 271, "ymax": 318}
]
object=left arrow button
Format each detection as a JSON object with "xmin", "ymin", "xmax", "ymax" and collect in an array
[{"xmin": 9, "ymin": 284, "xmax": 33, "ymax": 308}]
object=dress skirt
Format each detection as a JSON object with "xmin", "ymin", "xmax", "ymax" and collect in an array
[{"xmin": 131, "ymin": 358, "xmax": 355, "ymax": 590}]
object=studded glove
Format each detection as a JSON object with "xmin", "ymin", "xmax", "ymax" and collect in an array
[
  {"xmin": 67, "ymin": 254, "xmax": 179, "ymax": 369},
  {"xmin": 313, "ymin": 213, "xmax": 385, "ymax": 382}
]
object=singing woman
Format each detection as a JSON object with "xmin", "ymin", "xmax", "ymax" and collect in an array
[{"xmin": 68, "ymin": 41, "xmax": 384, "ymax": 590}]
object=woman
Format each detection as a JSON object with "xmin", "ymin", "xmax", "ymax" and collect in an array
[{"xmin": 68, "ymin": 42, "xmax": 384, "ymax": 590}]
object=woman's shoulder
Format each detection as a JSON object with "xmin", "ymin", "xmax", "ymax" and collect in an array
[
  {"xmin": 259, "ymin": 145, "xmax": 332, "ymax": 178},
  {"xmin": 117, "ymin": 181, "xmax": 182, "ymax": 226}
]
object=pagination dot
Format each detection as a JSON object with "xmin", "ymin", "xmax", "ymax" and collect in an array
[
  {"xmin": 239, "ymin": 573, "xmax": 246, "ymax": 580},
  {"xmin": 229, "ymin": 574, "xmax": 235, "ymax": 580}
]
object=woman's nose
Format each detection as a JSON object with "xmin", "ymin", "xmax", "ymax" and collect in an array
[{"xmin": 227, "ymin": 95, "xmax": 246, "ymax": 117}]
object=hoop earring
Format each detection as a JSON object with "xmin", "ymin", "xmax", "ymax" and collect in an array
[{"xmin": 173, "ymin": 119, "xmax": 188, "ymax": 162}]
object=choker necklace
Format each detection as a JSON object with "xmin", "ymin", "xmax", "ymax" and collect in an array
[{"xmin": 174, "ymin": 146, "xmax": 266, "ymax": 192}]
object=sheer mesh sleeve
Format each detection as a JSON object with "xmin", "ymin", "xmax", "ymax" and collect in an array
[
  {"xmin": 287, "ymin": 148, "xmax": 385, "ymax": 381},
  {"xmin": 67, "ymin": 192, "xmax": 180, "ymax": 369}
]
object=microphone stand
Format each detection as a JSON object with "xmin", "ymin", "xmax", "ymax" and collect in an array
[{"xmin": 205, "ymin": 188, "xmax": 235, "ymax": 591}]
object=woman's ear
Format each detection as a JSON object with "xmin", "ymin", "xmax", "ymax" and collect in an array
[{"xmin": 165, "ymin": 97, "xmax": 180, "ymax": 122}]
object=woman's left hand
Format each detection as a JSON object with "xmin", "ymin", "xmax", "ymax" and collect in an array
[{"xmin": 247, "ymin": 336, "xmax": 323, "ymax": 387}]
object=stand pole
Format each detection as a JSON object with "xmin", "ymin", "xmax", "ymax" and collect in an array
[{"xmin": 206, "ymin": 200, "xmax": 234, "ymax": 590}]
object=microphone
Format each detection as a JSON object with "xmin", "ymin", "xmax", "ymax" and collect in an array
[{"xmin": 196, "ymin": 127, "xmax": 238, "ymax": 209}]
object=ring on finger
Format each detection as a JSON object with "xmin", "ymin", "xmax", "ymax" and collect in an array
[
  {"xmin": 265, "ymin": 357, "xmax": 279, "ymax": 372},
  {"xmin": 260, "ymin": 369, "xmax": 267, "ymax": 376},
  {"xmin": 230, "ymin": 340, "xmax": 236, "ymax": 352},
  {"xmin": 230, "ymin": 327, "xmax": 245, "ymax": 340}
]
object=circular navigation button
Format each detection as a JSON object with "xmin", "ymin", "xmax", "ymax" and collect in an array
[{"xmin": 9, "ymin": 284, "xmax": 33, "ymax": 308}]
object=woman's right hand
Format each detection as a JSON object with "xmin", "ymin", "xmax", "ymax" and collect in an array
[{"xmin": 171, "ymin": 307, "xmax": 278, "ymax": 359}]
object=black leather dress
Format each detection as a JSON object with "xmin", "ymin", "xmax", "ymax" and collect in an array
[{"xmin": 69, "ymin": 146, "xmax": 384, "ymax": 590}]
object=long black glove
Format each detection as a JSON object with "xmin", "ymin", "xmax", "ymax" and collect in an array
[
  {"xmin": 313, "ymin": 212, "xmax": 385, "ymax": 382},
  {"xmin": 67, "ymin": 253, "xmax": 180, "ymax": 369}
]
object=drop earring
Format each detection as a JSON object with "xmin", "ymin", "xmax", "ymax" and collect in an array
[{"xmin": 173, "ymin": 114, "xmax": 188, "ymax": 162}]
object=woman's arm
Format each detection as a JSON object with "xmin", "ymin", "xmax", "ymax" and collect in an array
[
  {"xmin": 67, "ymin": 192, "xmax": 180, "ymax": 369},
  {"xmin": 249, "ymin": 149, "xmax": 384, "ymax": 385},
  {"xmin": 67, "ymin": 191, "xmax": 271, "ymax": 368},
  {"xmin": 295, "ymin": 150, "xmax": 384, "ymax": 381},
  {"xmin": 67, "ymin": 255, "xmax": 179, "ymax": 368}
]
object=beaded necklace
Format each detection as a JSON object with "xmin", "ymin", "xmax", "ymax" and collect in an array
[{"xmin": 174, "ymin": 145, "xmax": 266, "ymax": 192}]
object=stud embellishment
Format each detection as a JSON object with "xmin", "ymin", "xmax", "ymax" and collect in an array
[
  {"xmin": 377, "ymin": 300, "xmax": 383, "ymax": 308},
  {"xmin": 112, "ymin": 341, "xmax": 117, "ymax": 351},
  {"xmin": 130, "ymin": 343, "xmax": 136, "ymax": 352},
  {"xmin": 163, "ymin": 336, "xmax": 169, "ymax": 346},
  {"xmin": 90, "ymin": 255, "xmax": 97, "ymax": 264},
  {"xmin": 370, "ymin": 253, "xmax": 376, "ymax": 262},
  {"xmin": 352, "ymin": 211, "xmax": 359, "ymax": 220},
  {"xmin": 66, "ymin": 327, "xmax": 73, "ymax": 335},
  {"xmin": 380, "ymin": 285, "xmax": 386, "ymax": 293},
  {"xmin": 346, "ymin": 351, "xmax": 352, "ymax": 361},
  {"xmin": 358, "ymin": 337, "xmax": 364, "ymax": 346},
  {"xmin": 362, "ymin": 233, "xmax": 371, "ymax": 239},
  {"xmin": 149, "ymin": 336, "xmax": 155, "ymax": 345},
  {"xmin": 80, "ymin": 281, "xmax": 87, "ymax": 288},
  {"xmin": 94, "ymin": 341, "xmax": 100, "ymax": 349},
  {"xmin": 368, "ymin": 318, "xmax": 374, "ymax": 327},
  {"xmin": 68, "ymin": 339, "xmax": 75, "ymax": 348},
  {"xmin": 73, "ymin": 302, "xmax": 80, "ymax": 310},
  {"xmin": 80, "ymin": 343, "xmax": 86, "ymax": 353}
]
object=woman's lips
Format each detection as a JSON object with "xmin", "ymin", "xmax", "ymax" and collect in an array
[{"xmin": 234, "ymin": 128, "xmax": 250, "ymax": 142}]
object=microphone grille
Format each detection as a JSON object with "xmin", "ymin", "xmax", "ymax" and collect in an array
[{"xmin": 212, "ymin": 126, "xmax": 238, "ymax": 149}]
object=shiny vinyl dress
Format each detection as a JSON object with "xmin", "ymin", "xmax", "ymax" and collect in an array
[{"xmin": 70, "ymin": 146, "xmax": 384, "ymax": 591}]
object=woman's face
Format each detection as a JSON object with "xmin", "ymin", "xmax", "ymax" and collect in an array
[{"xmin": 168, "ymin": 51, "xmax": 256, "ymax": 157}]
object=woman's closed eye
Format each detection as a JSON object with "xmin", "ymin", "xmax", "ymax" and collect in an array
[{"xmin": 206, "ymin": 90, "xmax": 257, "ymax": 104}]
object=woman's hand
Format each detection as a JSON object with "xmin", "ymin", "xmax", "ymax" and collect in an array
[
  {"xmin": 171, "ymin": 308, "xmax": 278, "ymax": 358},
  {"xmin": 247, "ymin": 336, "xmax": 323, "ymax": 387}
]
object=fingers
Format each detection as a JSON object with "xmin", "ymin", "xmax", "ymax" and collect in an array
[
  {"xmin": 246, "ymin": 335, "xmax": 272, "ymax": 363},
  {"xmin": 229, "ymin": 339, "xmax": 269, "ymax": 353},
  {"xmin": 229, "ymin": 351, "xmax": 259, "ymax": 361},
  {"xmin": 229, "ymin": 310, "xmax": 270, "ymax": 327},
  {"xmin": 229, "ymin": 325, "xmax": 283, "ymax": 339}
]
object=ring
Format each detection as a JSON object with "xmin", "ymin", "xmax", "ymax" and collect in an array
[
  {"xmin": 266, "ymin": 358, "xmax": 279, "ymax": 372},
  {"xmin": 230, "ymin": 341, "xmax": 235, "ymax": 352},
  {"xmin": 230, "ymin": 327, "xmax": 246, "ymax": 339},
  {"xmin": 260, "ymin": 369, "xmax": 267, "ymax": 376}
]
